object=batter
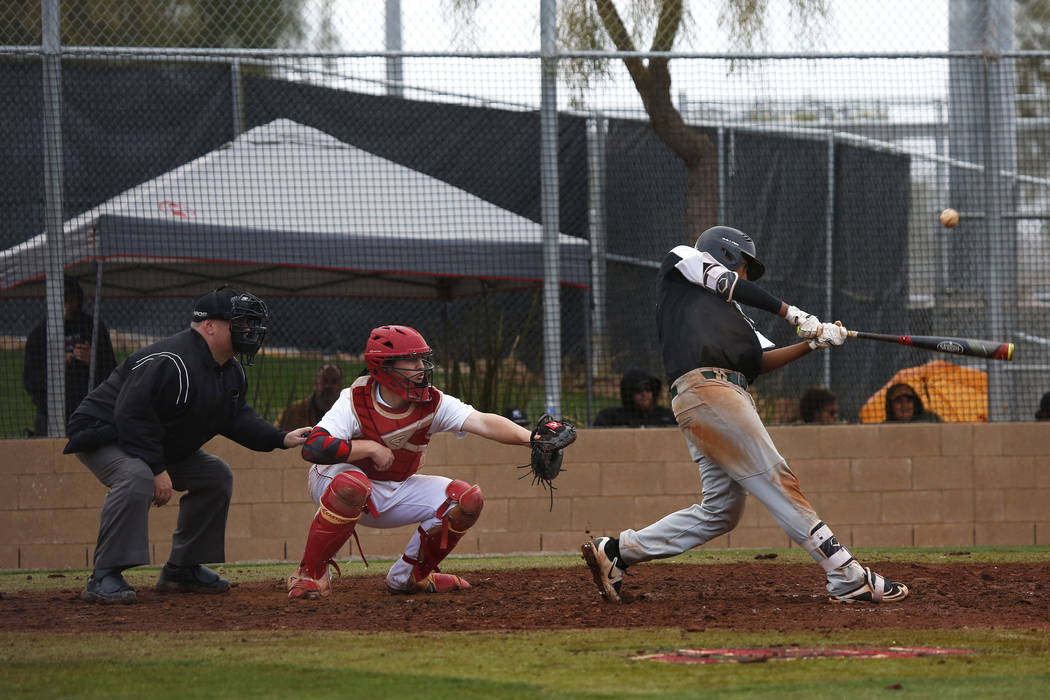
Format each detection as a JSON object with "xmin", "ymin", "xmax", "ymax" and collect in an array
[{"xmin": 582, "ymin": 226, "xmax": 909, "ymax": 604}]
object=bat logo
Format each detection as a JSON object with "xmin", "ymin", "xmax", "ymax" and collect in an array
[{"xmin": 936, "ymin": 341, "xmax": 964, "ymax": 353}]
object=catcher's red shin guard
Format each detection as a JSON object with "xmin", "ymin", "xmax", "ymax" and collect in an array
[
  {"xmin": 404, "ymin": 480, "xmax": 483, "ymax": 587},
  {"xmin": 299, "ymin": 471, "xmax": 375, "ymax": 579}
]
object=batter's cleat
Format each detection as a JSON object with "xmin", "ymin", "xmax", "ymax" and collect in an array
[
  {"xmin": 388, "ymin": 572, "xmax": 471, "ymax": 595},
  {"xmin": 81, "ymin": 571, "xmax": 137, "ymax": 604},
  {"xmin": 286, "ymin": 565, "xmax": 333, "ymax": 600},
  {"xmin": 830, "ymin": 566, "xmax": 909, "ymax": 604},
  {"xmin": 155, "ymin": 563, "xmax": 231, "ymax": 594},
  {"xmin": 581, "ymin": 536, "xmax": 626, "ymax": 603}
]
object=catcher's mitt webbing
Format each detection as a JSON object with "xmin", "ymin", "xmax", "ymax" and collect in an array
[{"xmin": 518, "ymin": 414, "xmax": 576, "ymax": 510}]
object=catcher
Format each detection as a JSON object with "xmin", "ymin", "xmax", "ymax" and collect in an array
[{"xmin": 287, "ymin": 324, "xmax": 574, "ymax": 599}]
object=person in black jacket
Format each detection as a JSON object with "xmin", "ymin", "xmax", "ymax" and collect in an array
[
  {"xmin": 65, "ymin": 286, "xmax": 311, "ymax": 604},
  {"xmin": 22, "ymin": 278, "xmax": 117, "ymax": 437},
  {"xmin": 593, "ymin": 370, "xmax": 676, "ymax": 427},
  {"xmin": 883, "ymin": 383, "xmax": 942, "ymax": 423}
]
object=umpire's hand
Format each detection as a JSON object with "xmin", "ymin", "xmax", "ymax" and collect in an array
[
  {"xmin": 153, "ymin": 470, "xmax": 173, "ymax": 507},
  {"xmin": 283, "ymin": 426, "xmax": 312, "ymax": 448}
]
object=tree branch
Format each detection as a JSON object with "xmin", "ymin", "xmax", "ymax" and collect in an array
[
  {"xmin": 594, "ymin": 0, "xmax": 648, "ymax": 89},
  {"xmin": 651, "ymin": 0, "xmax": 683, "ymax": 52}
]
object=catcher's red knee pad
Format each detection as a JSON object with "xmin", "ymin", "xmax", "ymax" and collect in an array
[
  {"xmin": 441, "ymin": 480, "xmax": 483, "ymax": 532},
  {"xmin": 320, "ymin": 470, "xmax": 374, "ymax": 523}
]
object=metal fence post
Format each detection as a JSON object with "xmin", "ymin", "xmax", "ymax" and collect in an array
[
  {"xmin": 540, "ymin": 0, "xmax": 562, "ymax": 416},
  {"xmin": 41, "ymin": 0, "xmax": 66, "ymax": 437}
]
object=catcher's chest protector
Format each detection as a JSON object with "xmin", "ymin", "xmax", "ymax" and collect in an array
[{"xmin": 350, "ymin": 379, "xmax": 439, "ymax": 482}]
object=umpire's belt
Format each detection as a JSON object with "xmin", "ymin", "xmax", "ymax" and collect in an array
[{"xmin": 669, "ymin": 367, "xmax": 748, "ymax": 398}]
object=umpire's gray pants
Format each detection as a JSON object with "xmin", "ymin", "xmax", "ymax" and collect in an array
[
  {"xmin": 617, "ymin": 370, "xmax": 866, "ymax": 596},
  {"xmin": 78, "ymin": 445, "xmax": 234, "ymax": 571}
]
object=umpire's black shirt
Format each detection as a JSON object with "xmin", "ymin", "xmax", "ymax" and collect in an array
[{"xmin": 66, "ymin": 328, "xmax": 286, "ymax": 473}]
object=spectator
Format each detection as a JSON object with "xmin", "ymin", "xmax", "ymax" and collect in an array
[
  {"xmin": 275, "ymin": 364, "xmax": 344, "ymax": 430},
  {"xmin": 799, "ymin": 387, "xmax": 839, "ymax": 424},
  {"xmin": 64, "ymin": 286, "xmax": 311, "ymax": 604},
  {"xmin": 884, "ymin": 382, "xmax": 942, "ymax": 423},
  {"xmin": 22, "ymin": 277, "xmax": 117, "ymax": 437},
  {"xmin": 504, "ymin": 407, "xmax": 530, "ymax": 427},
  {"xmin": 1035, "ymin": 392, "xmax": 1050, "ymax": 421},
  {"xmin": 593, "ymin": 369, "xmax": 677, "ymax": 427}
]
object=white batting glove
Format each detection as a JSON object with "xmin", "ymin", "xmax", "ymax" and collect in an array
[
  {"xmin": 810, "ymin": 321, "xmax": 847, "ymax": 349},
  {"xmin": 785, "ymin": 305, "xmax": 822, "ymax": 339},
  {"xmin": 784, "ymin": 305, "xmax": 809, "ymax": 326}
]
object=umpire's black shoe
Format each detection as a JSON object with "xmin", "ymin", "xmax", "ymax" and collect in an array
[
  {"xmin": 155, "ymin": 563, "xmax": 230, "ymax": 594},
  {"xmin": 81, "ymin": 570, "xmax": 137, "ymax": 604}
]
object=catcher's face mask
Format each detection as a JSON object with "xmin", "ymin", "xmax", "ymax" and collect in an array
[
  {"xmin": 365, "ymin": 325, "xmax": 435, "ymax": 402},
  {"xmin": 381, "ymin": 357, "xmax": 435, "ymax": 402}
]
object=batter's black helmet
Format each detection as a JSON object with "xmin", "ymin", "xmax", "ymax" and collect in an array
[{"xmin": 694, "ymin": 226, "xmax": 765, "ymax": 281}]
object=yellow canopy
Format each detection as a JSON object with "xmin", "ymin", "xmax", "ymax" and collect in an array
[{"xmin": 858, "ymin": 360, "xmax": 988, "ymax": 423}]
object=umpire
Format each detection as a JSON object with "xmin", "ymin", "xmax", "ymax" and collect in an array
[{"xmin": 65, "ymin": 286, "xmax": 310, "ymax": 603}]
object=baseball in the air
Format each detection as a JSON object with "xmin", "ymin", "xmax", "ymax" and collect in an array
[{"xmin": 940, "ymin": 208, "xmax": 959, "ymax": 228}]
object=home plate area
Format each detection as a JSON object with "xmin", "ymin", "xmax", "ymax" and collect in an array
[{"xmin": 634, "ymin": 646, "xmax": 976, "ymax": 664}]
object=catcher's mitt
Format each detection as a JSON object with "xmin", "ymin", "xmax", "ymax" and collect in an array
[{"xmin": 518, "ymin": 414, "xmax": 577, "ymax": 509}]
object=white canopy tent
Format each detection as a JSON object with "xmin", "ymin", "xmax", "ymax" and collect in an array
[{"xmin": 0, "ymin": 118, "xmax": 590, "ymax": 299}]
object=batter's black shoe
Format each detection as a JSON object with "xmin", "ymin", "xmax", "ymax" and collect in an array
[
  {"xmin": 581, "ymin": 537, "xmax": 626, "ymax": 603},
  {"xmin": 155, "ymin": 564, "xmax": 230, "ymax": 594},
  {"xmin": 830, "ymin": 567, "xmax": 909, "ymax": 604},
  {"xmin": 81, "ymin": 570, "xmax": 137, "ymax": 604}
]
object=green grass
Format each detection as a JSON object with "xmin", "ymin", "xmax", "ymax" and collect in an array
[
  {"xmin": 0, "ymin": 346, "xmax": 361, "ymax": 438},
  {"xmin": 0, "ymin": 347, "xmax": 619, "ymax": 438},
  {"xmin": 1, "ymin": 626, "xmax": 1048, "ymax": 698},
  {"xmin": 3, "ymin": 547, "xmax": 1050, "ymax": 697}
]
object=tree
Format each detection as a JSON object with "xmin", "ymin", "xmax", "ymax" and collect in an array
[
  {"xmin": 558, "ymin": 0, "xmax": 826, "ymax": 237},
  {"xmin": 1, "ymin": 0, "xmax": 335, "ymax": 49}
]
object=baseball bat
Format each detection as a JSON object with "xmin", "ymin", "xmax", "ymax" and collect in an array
[{"xmin": 846, "ymin": 330, "xmax": 1014, "ymax": 361}]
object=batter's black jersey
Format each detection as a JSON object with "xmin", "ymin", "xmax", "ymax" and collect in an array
[
  {"xmin": 68, "ymin": 328, "xmax": 285, "ymax": 472},
  {"xmin": 657, "ymin": 247, "xmax": 768, "ymax": 385}
]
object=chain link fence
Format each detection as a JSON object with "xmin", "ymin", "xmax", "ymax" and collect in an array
[{"xmin": 2, "ymin": 0, "xmax": 1049, "ymax": 438}]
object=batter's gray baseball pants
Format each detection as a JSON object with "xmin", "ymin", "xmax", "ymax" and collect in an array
[{"xmin": 617, "ymin": 368, "xmax": 866, "ymax": 596}]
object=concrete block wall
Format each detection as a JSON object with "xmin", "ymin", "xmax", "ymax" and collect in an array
[{"xmin": 2, "ymin": 422, "xmax": 1048, "ymax": 570}]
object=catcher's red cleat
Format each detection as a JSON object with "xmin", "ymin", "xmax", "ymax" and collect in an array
[
  {"xmin": 286, "ymin": 562, "xmax": 337, "ymax": 600},
  {"xmin": 388, "ymin": 572, "xmax": 470, "ymax": 595}
]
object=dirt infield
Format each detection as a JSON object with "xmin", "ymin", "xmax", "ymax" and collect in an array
[{"xmin": 3, "ymin": 560, "xmax": 1046, "ymax": 633}]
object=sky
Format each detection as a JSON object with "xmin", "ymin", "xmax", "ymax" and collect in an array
[{"xmin": 295, "ymin": 0, "xmax": 953, "ymax": 115}]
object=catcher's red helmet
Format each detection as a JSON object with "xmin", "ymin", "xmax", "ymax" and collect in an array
[{"xmin": 365, "ymin": 325, "xmax": 434, "ymax": 402}]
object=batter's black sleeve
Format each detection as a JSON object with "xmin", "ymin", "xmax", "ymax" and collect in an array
[{"xmin": 731, "ymin": 279, "xmax": 783, "ymax": 316}]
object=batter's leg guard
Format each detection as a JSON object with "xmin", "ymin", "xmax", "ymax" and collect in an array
[
  {"xmin": 391, "ymin": 480, "xmax": 482, "ymax": 594},
  {"xmin": 288, "ymin": 471, "xmax": 375, "ymax": 600},
  {"xmin": 802, "ymin": 521, "xmax": 909, "ymax": 604},
  {"xmin": 801, "ymin": 521, "xmax": 857, "ymax": 573}
]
